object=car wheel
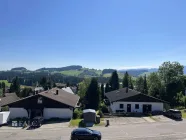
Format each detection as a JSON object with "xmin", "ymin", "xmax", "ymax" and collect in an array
[{"xmin": 94, "ymin": 137, "xmax": 99, "ymax": 140}]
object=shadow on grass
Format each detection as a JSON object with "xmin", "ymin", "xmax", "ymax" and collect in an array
[{"xmin": 78, "ymin": 120, "xmax": 86, "ymax": 127}]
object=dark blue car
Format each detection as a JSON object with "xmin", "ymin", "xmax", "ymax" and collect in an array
[{"xmin": 71, "ymin": 128, "xmax": 102, "ymax": 140}]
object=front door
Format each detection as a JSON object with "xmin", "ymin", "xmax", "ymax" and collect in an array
[
  {"xmin": 143, "ymin": 105, "xmax": 152, "ymax": 113},
  {"xmin": 127, "ymin": 104, "xmax": 131, "ymax": 112}
]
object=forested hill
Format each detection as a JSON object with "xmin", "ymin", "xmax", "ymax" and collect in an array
[
  {"xmin": 0, "ymin": 65, "xmax": 185, "ymax": 87},
  {"xmin": 3, "ymin": 65, "xmax": 186, "ymax": 78},
  {"xmin": 36, "ymin": 65, "xmax": 83, "ymax": 72}
]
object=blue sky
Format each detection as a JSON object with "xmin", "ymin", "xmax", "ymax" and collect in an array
[{"xmin": 0, "ymin": 0, "xmax": 186, "ymax": 70}]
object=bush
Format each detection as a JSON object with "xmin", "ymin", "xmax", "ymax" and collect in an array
[
  {"xmin": 73, "ymin": 109, "xmax": 83, "ymax": 119},
  {"xmin": 97, "ymin": 110, "xmax": 104, "ymax": 118},
  {"xmin": 1, "ymin": 106, "xmax": 9, "ymax": 111},
  {"xmin": 101, "ymin": 104, "xmax": 109, "ymax": 113}
]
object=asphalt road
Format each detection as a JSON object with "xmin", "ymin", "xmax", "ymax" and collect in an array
[{"xmin": 1, "ymin": 120, "xmax": 186, "ymax": 140}]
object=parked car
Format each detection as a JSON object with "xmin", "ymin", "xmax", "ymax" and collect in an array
[
  {"xmin": 164, "ymin": 109, "xmax": 182, "ymax": 120},
  {"xmin": 71, "ymin": 128, "xmax": 102, "ymax": 140},
  {"xmin": 31, "ymin": 116, "xmax": 44, "ymax": 128}
]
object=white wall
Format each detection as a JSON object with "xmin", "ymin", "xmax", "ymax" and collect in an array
[
  {"xmin": 43, "ymin": 108, "xmax": 73, "ymax": 119},
  {"xmin": 110, "ymin": 102, "xmax": 163, "ymax": 113},
  {"xmin": 9, "ymin": 108, "xmax": 28, "ymax": 119},
  {"xmin": 0, "ymin": 112, "xmax": 10, "ymax": 125}
]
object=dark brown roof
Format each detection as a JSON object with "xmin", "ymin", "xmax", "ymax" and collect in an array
[
  {"xmin": 39, "ymin": 88, "xmax": 80, "ymax": 107},
  {"xmin": 105, "ymin": 88, "xmax": 168, "ymax": 103},
  {"xmin": 0, "ymin": 93, "xmax": 20, "ymax": 106}
]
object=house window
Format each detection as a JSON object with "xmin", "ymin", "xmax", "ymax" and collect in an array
[
  {"xmin": 135, "ymin": 104, "xmax": 139, "ymax": 109},
  {"xmin": 120, "ymin": 104, "xmax": 124, "ymax": 109}
]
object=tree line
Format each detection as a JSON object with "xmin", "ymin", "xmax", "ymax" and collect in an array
[
  {"xmin": 0, "ymin": 82, "xmax": 6, "ymax": 97},
  {"xmin": 104, "ymin": 61, "xmax": 186, "ymax": 107}
]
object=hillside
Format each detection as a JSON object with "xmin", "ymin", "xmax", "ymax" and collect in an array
[
  {"xmin": 11, "ymin": 67, "xmax": 27, "ymax": 71},
  {"xmin": 36, "ymin": 65, "xmax": 82, "ymax": 72}
]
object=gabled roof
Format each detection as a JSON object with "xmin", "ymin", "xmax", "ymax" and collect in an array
[
  {"xmin": 0, "ymin": 93, "xmax": 20, "ymax": 106},
  {"xmin": 105, "ymin": 88, "xmax": 168, "ymax": 103},
  {"xmin": 2, "ymin": 88, "xmax": 80, "ymax": 108},
  {"xmin": 38, "ymin": 88, "xmax": 79, "ymax": 107}
]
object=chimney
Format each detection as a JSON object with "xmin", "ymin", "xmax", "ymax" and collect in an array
[{"xmin": 56, "ymin": 90, "xmax": 59, "ymax": 95}]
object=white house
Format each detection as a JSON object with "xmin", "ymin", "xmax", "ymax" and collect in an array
[
  {"xmin": 105, "ymin": 88, "xmax": 168, "ymax": 113},
  {"xmin": 2, "ymin": 88, "xmax": 79, "ymax": 120}
]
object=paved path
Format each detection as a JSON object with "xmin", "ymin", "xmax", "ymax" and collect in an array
[{"xmin": 0, "ymin": 120, "xmax": 186, "ymax": 140}]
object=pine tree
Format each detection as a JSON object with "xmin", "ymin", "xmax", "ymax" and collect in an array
[
  {"xmin": 40, "ymin": 77, "xmax": 48, "ymax": 90},
  {"xmin": 85, "ymin": 78, "xmax": 100, "ymax": 110},
  {"xmin": 10, "ymin": 76, "xmax": 20, "ymax": 95},
  {"xmin": 0, "ymin": 82, "xmax": 2, "ymax": 89},
  {"xmin": 101, "ymin": 83, "xmax": 105, "ymax": 101},
  {"xmin": 105, "ymin": 83, "xmax": 110, "ymax": 93},
  {"xmin": 143, "ymin": 75, "xmax": 148, "ymax": 94},
  {"xmin": 109, "ymin": 71, "xmax": 119, "ymax": 91},
  {"xmin": 122, "ymin": 71, "xmax": 129, "ymax": 88},
  {"xmin": 2, "ymin": 82, "xmax": 5, "ymax": 96}
]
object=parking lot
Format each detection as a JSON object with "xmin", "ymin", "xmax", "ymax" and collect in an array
[
  {"xmin": 0, "ymin": 119, "xmax": 186, "ymax": 140},
  {"xmin": 105, "ymin": 115, "xmax": 174, "ymax": 125}
]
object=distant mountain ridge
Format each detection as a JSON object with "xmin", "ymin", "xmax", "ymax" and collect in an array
[
  {"xmin": 11, "ymin": 67, "xmax": 27, "ymax": 71},
  {"xmin": 7, "ymin": 65, "xmax": 186, "ymax": 78},
  {"xmin": 36, "ymin": 65, "xmax": 83, "ymax": 72}
]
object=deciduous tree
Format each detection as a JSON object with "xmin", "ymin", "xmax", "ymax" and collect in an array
[{"xmin": 135, "ymin": 76, "xmax": 144, "ymax": 93}]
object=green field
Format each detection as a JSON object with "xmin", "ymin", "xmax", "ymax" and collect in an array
[
  {"xmin": 103, "ymin": 72, "xmax": 124, "ymax": 79},
  {"xmin": 0, "ymin": 80, "xmax": 11, "ymax": 87},
  {"xmin": 60, "ymin": 68, "xmax": 102, "ymax": 77},
  {"xmin": 139, "ymin": 72, "xmax": 152, "ymax": 77},
  {"xmin": 61, "ymin": 70, "xmax": 83, "ymax": 76}
]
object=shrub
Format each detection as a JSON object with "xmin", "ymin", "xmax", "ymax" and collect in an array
[
  {"xmin": 73, "ymin": 109, "xmax": 83, "ymax": 119},
  {"xmin": 101, "ymin": 104, "xmax": 109, "ymax": 113},
  {"xmin": 1, "ymin": 106, "xmax": 9, "ymax": 111}
]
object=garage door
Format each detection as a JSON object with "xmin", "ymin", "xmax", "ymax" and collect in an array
[{"xmin": 43, "ymin": 108, "xmax": 73, "ymax": 119}]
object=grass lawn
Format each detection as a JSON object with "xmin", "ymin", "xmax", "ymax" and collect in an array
[
  {"xmin": 69, "ymin": 119, "xmax": 82, "ymax": 127},
  {"xmin": 103, "ymin": 73, "xmax": 124, "ymax": 79},
  {"xmin": 0, "ymin": 80, "xmax": 11, "ymax": 87},
  {"xmin": 181, "ymin": 110, "xmax": 186, "ymax": 118},
  {"xmin": 20, "ymin": 85, "xmax": 33, "ymax": 89}
]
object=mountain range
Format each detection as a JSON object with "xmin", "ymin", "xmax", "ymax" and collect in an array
[{"xmin": 8, "ymin": 65, "xmax": 186, "ymax": 78}]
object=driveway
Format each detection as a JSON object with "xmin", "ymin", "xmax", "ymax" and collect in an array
[
  {"xmin": 151, "ymin": 115, "xmax": 177, "ymax": 122},
  {"xmin": 106, "ymin": 117, "xmax": 150, "ymax": 125},
  {"xmin": 40, "ymin": 121, "xmax": 69, "ymax": 129}
]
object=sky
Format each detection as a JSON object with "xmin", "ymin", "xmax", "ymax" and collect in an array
[{"xmin": 0, "ymin": 0, "xmax": 186, "ymax": 70}]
